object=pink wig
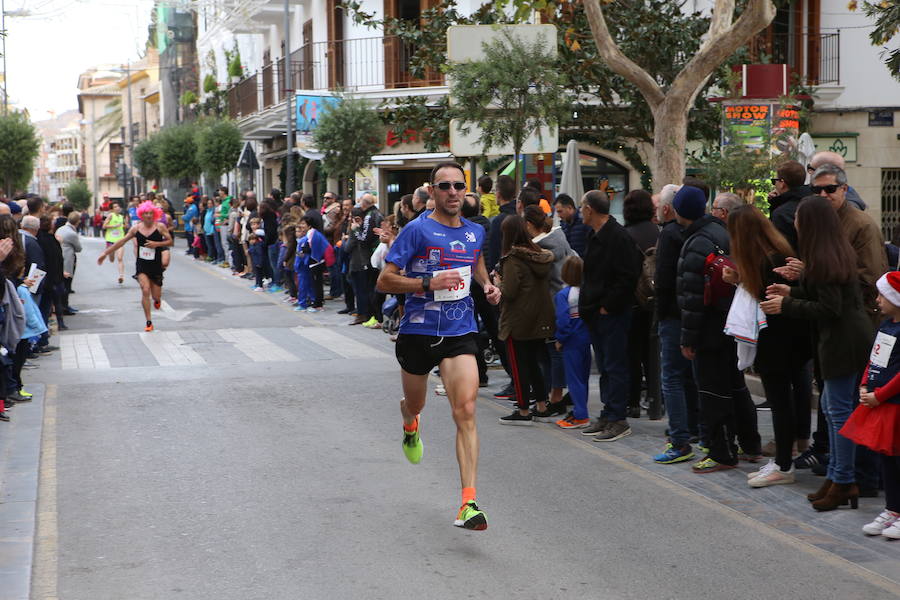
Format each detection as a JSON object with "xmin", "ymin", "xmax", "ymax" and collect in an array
[{"xmin": 136, "ymin": 201, "xmax": 163, "ymax": 221}]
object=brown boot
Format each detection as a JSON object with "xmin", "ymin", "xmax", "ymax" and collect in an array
[
  {"xmin": 812, "ymin": 482, "xmax": 859, "ymax": 512},
  {"xmin": 807, "ymin": 478, "xmax": 833, "ymax": 502}
]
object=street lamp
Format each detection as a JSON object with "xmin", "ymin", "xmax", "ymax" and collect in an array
[{"xmin": 1, "ymin": 1, "xmax": 32, "ymax": 115}]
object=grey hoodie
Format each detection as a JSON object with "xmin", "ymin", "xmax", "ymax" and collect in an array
[{"xmin": 534, "ymin": 228, "xmax": 575, "ymax": 294}]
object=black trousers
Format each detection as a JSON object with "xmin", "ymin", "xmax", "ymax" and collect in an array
[
  {"xmin": 882, "ymin": 454, "xmax": 900, "ymax": 512},
  {"xmin": 343, "ymin": 271, "xmax": 355, "ymax": 312},
  {"xmin": 627, "ymin": 306, "xmax": 653, "ymax": 410},
  {"xmin": 471, "ymin": 282, "xmax": 508, "ymax": 381},
  {"xmin": 506, "ymin": 338, "xmax": 548, "ymax": 410},
  {"xmin": 11, "ymin": 338, "xmax": 30, "ymax": 391},
  {"xmin": 310, "ymin": 263, "xmax": 325, "ymax": 307},
  {"xmin": 694, "ymin": 337, "xmax": 761, "ymax": 465},
  {"xmin": 760, "ymin": 370, "xmax": 802, "ymax": 471}
]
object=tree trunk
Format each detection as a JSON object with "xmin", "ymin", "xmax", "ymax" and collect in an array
[
  {"xmin": 651, "ymin": 100, "xmax": 690, "ymax": 191},
  {"xmin": 582, "ymin": 0, "xmax": 776, "ymax": 193}
]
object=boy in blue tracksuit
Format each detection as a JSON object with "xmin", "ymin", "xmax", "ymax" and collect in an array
[
  {"xmin": 294, "ymin": 218, "xmax": 331, "ymax": 312},
  {"xmin": 553, "ymin": 256, "xmax": 593, "ymax": 428}
]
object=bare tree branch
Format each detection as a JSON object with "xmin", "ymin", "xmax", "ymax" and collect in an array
[
  {"xmin": 668, "ymin": 0, "xmax": 776, "ymax": 104},
  {"xmin": 706, "ymin": 0, "xmax": 736, "ymax": 43},
  {"xmin": 582, "ymin": 0, "xmax": 666, "ymax": 108}
]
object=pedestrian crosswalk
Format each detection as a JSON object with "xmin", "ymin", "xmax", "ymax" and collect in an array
[{"xmin": 57, "ymin": 326, "xmax": 391, "ymax": 370}]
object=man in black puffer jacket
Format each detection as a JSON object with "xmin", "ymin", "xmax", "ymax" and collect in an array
[{"xmin": 674, "ymin": 186, "xmax": 760, "ymax": 473}]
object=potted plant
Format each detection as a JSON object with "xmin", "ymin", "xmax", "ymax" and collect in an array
[
  {"xmin": 203, "ymin": 74, "xmax": 218, "ymax": 94},
  {"xmin": 180, "ymin": 90, "xmax": 199, "ymax": 107},
  {"xmin": 227, "ymin": 51, "xmax": 243, "ymax": 84}
]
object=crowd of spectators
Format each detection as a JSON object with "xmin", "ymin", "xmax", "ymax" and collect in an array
[{"xmin": 0, "ymin": 193, "xmax": 83, "ymax": 421}]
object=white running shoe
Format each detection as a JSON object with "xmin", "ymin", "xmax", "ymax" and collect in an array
[
  {"xmin": 862, "ymin": 510, "xmax": 900, "ymax": 536},
  {"xmin": 435, "ymin": 384, "xmax": 447, "ymax": 396},
  {"xmin": 747, "ymin": 458, "xmax": 779, "ymax": 479},
  {"xmin": 883, "ymin": 521, "xmax": 900, "ymax": 540},
  {"xmin": 748, "ymin": 464, "xmax": 795, "ymax": 488}
]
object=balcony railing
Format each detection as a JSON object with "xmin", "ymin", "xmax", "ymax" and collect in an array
[
  {"xmin": 228, "ymin": 35, "xmax": 445, "ymax": 117},
  {"xmin": 227, "ymin": 73, "xmax": 258, "ymax": 119},
  {"xmin": 749, "ymin": 32, "xmax": 840, "ymax": 86}
]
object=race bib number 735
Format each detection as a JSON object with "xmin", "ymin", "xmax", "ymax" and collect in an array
[{"xmin": 433, "ymin": 266, "xmax": 471, "ymax": 302}]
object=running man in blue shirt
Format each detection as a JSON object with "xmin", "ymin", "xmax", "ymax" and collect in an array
[{"xmin": 378, "ymin": 161, "xmax": 501, "ymax": 530}]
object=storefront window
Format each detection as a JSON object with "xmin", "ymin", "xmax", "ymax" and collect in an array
[{"xmin": 554, "ymin": 150, "xmax": 630, "ymax": 221}]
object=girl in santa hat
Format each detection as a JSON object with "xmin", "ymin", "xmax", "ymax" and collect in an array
[{"xmin": 841, "ymin": 271, "xmax": 900, "ymax": 540}]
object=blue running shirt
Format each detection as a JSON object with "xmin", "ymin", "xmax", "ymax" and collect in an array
[{"xmin": 385, "ymin": 215, "xmax": 484, "ymax": 337}]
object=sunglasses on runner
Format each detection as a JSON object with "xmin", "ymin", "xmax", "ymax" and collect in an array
[
  {"xmin": 434, "ymin": 181, "xmax": 467, "ymax": 191},
  {"xmin": 811, "ymin": 184, "xmax": 842, "ymax": 194}
]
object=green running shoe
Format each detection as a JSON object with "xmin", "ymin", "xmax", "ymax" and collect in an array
[
  {"xmin": 402, "ymin": 419, "xmax": 423, "ymax": 464},
  {"xmin": 454, "ymin": 501, "xmax": 488, "ymax": 530}
]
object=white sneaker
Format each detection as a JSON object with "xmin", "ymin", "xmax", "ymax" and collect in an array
[
  {"xmin": 883, "ymin": 521, "xmax": 900, "ymax": 540},
  {"xmin": 863, "ymin": 510, "xmax": 900, "ymax": 536},
  {"xmin": 747, "ymin": 458, "xmax": 779, "ymax": 479},
  {"xmin": 435, "ymin": 384, "xmax": 446, "ymax": 396},
  {"xmin": 749, "ymin": 464, "xmax": 795, "ymax": 488}
]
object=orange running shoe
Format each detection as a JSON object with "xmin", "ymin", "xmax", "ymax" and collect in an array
[
  {"xmin": 144, "ymin": 321, "xmax": 154, "ymax": 332},
  {"xmin": 153, "ymin": 299, "xmax": 161, "ymax": 310},
  {"xmin": 556, "ymin": 414, "xmax": 591, "ymax": 429}
]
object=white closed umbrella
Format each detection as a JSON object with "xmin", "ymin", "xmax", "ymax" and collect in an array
[{"xmin": 559, "ymin": 139, "xmax": 585, "ymax": 205}]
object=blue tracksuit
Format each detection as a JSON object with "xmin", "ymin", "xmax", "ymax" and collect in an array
[{"xmin": 555, "ymin": 286, "xmax": 592, "ymax": 419}]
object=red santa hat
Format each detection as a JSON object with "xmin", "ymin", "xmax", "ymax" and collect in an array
[{"xmin": 876, "ymin": 272, "xmax": 900, "ymax": 307}]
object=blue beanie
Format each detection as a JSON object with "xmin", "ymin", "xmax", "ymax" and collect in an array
[{"xmin": 673, "ymin": 186, "xmax": 707, "ymax": 220}]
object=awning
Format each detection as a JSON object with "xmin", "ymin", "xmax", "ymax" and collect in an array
[{"xmin": 236, "ymin": 142, "xmax": 260, "ymax": 170}]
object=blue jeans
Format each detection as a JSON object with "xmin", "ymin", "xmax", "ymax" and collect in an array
[
  {"xmin": 820, "ymin": 374, "xmax": 859, "ymax": 484},
  {"xmin": 205, "ymin": 234, "xmax": 217, "ymax": 262},
  {"xmin": 350, "ymin": 270, "xmax": 370, "ymax": 318},
  {"xmin": 267, "ymin": 243, "xmax": 282, "ymax": 286},
  {"xmin": 658, "ymin": 318, "xmax": 697, "ymax": 448},
  {"xmin": 588, "ymin": 312, "xmax": 631, "ymax": 422},
  {"xmin": 212, "ymin": 228, "xmax": 225, "ymax": 263},
  {"xmin": 329, "ymin": 248, "xmax": 344, "ymax": 297}
]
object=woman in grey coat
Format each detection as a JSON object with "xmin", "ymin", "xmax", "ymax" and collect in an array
[{"xmin": 55, "ymin": 211, "xmax": 82, "ymax": 312}]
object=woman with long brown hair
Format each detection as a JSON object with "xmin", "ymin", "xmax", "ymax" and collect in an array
[
  {"xmin": 496, "ymin": 215, "xmax": 556, "ymax": 425},
  {"xmin": 761, "ymin": 196, "xmax": 874, "ymax": 510},
  {"xmin": 0, "ymin": 214, "xmax": 24, "ymax": 421},
  {"xmin": 725, "ymin": 204, "xmax": 811, "ymax": 487}
]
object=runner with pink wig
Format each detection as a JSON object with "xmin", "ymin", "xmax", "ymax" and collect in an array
[{"xmin": 98, "ymin": 200, "xmax": 173, "ymax": 331}]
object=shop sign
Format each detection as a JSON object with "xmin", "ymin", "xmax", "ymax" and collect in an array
[
  {"xmin": 811, "ymin": 135, "xmax": 857, "ymax": 162},
  {"xmin": 295, "ymin": 95, "xmax": 338, "ymax": 136},
  {"xmin": 721, "ymin": 100, "xmax": 800, "ymax": 157}
]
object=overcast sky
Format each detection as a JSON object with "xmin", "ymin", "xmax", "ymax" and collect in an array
[{"xmin": 5, "ymin": 0, "xmax": 155, "ymax": 121}]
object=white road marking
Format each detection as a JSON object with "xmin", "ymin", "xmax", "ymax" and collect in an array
[
  {"xmin": 60, "ymin": 333, "xmax": 111, "ymax": 369},
  {"xmin": 292, "ymin": 326, "xmax": 390, "ymax": 359},
  {"xmin": 139, "ymin": 331, "xmax": 205, "ymax": 366},
  {"xmin": 216, "ymin": 328, "xmax": 299, "ymax": 362},
  {"xmin": 157, "ymin": 300, "xmax": 193, "ymax": 322}
]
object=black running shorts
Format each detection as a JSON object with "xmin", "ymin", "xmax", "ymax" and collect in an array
[{"xmin": 395, "ymin": 333, "xmax": 478, "ymax": 376}]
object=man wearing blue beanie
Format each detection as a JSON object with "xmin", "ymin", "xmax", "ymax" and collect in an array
[{"xmin": 674, "ymin": 183, "xmax": 761, "ymax": 474}]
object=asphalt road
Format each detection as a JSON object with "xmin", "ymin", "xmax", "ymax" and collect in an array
[{"xmin": 7, "ymin": 236, "xmax": 899, "ymax": 600}]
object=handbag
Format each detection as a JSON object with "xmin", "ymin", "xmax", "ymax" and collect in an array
[{"xmin": 703, "ymin": 243, "xmax": 737, "ymax": 310}]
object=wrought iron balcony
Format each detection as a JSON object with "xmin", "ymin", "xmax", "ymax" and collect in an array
[
  {"xmin": 226, "ymin": 35, "xmax": 445, "ymax": 118},
  {"xmin": 749, "ymin": 31, "xmax": 840, "ymax": 86}
]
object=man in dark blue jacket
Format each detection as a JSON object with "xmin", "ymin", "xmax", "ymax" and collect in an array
[
  {"xmin": 486, "ymin": 175, "xmax": 517, "ymax": 272},
  {"xmin": 674, "ymin": 186, "xmax": 760, "ymax": 474},
  {"xmin": 578, "ymin": 190, "xmax": 641, "ymax": 442},
  {"xmin": 555, "ymin": 194, "xmax": 591, "ymax": 257}
]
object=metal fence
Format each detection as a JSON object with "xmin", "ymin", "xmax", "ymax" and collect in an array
[{"xmin": 229, "ymin": 35, "xmax": 445, "ymax": 117}]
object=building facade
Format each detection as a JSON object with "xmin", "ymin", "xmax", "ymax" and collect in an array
[{"xmin": 196, "ymin": 0, "xmax": 897, "ymax": 222}]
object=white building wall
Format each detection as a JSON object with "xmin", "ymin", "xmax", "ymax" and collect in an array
[{"xmin": 818, "ymin": 0, "xmax": 900, "ymax": 110}]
